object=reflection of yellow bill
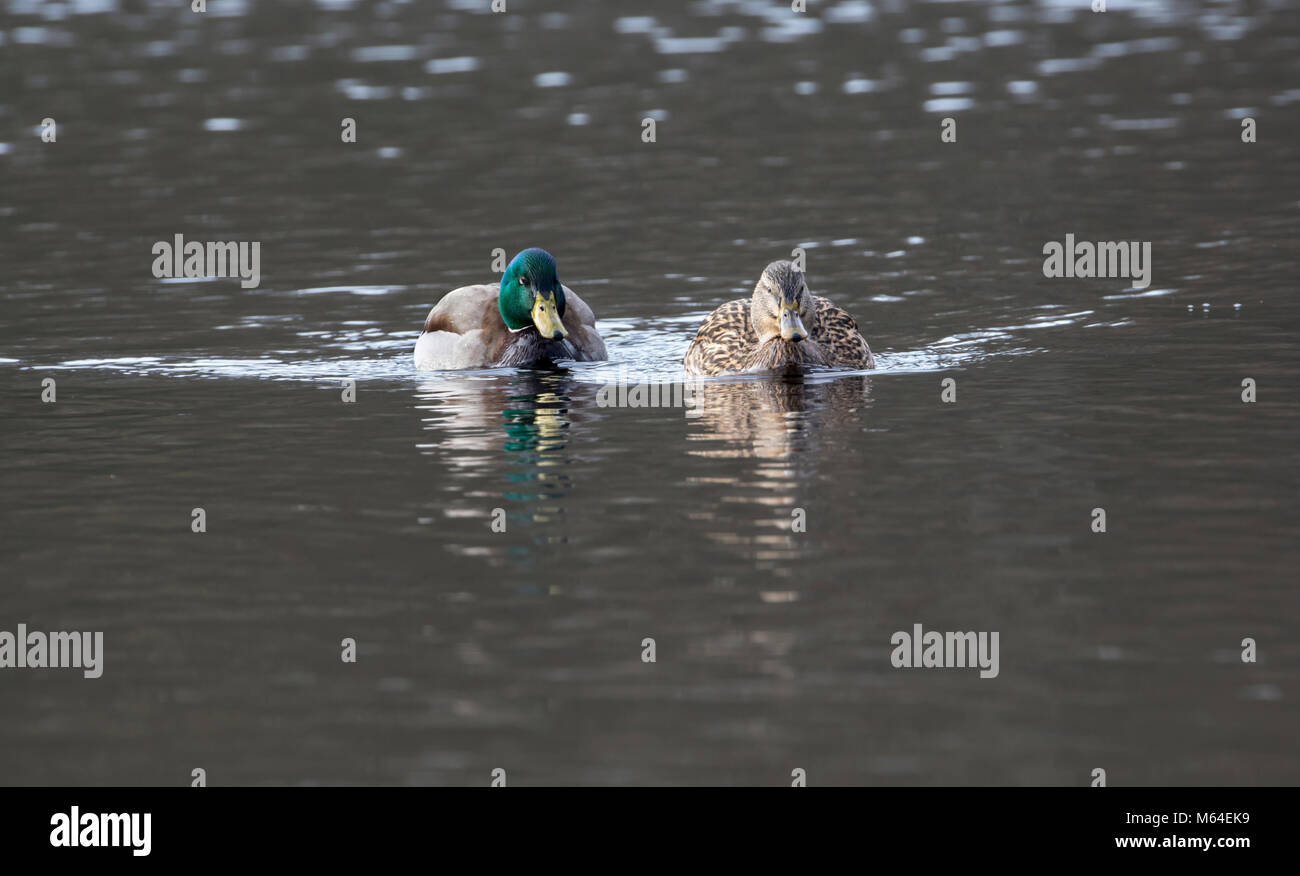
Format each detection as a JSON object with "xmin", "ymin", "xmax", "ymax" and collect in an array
[
  {"xmin": 531, "ymin": 292, "xmax": 568, "ymax": 340},
  {"xmin": 534, "ymin": 401, "xmax": 566, "ymax": 455}
]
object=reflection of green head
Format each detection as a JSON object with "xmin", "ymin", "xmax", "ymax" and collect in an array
[{"xmin": 499, "ymin": 249, "xmax": 567, "ymax": 336}]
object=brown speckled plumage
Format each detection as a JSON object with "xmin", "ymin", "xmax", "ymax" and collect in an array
[{"xmin": 683, "ymin": 261, "xmax": 874, "ymax": 376}]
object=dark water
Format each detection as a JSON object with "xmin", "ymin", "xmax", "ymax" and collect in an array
[{"xmin": 2, "ymin": 0, "xmax": 1298, "ymax": 785}]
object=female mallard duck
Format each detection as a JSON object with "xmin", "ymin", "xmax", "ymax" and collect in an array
[
  {"xmin": 414, "ymin": 248, "xmax": 607, "ymax": 370},
  {"xmin": 683, "ymin": 260, "xmax": 874, "ymax": 376}
]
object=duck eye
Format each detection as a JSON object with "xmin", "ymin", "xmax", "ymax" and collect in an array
[{"xmin": 520, "ymin": 276, "xmax": 530, "ymax": 286}]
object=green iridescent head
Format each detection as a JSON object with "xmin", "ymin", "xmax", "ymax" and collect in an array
[{"xmin": 499, "ymin": 248, "xmax": 568, "ymax": 340}]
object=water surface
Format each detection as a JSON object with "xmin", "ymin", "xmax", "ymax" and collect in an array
[{"xmin": 2, "ymin": 0, "xmax": 1298, "ymax": 785}]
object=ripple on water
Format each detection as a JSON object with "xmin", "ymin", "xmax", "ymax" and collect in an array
[
  {"xmin": 843, "ymin": 78, "xmax": 884, "ymax": 94},
  {"xmin": 202, "ymin": 118, "xmax": 244, "ymax": 132},
  {"xmin": 425, "ymin": 57, "xmax": 479, "ymax": 75},
  {"xmin": 351, "ymin": 45, "xmax": 421, "ymax": 63},
  {"xmin": 924, "ymin": 97, "xmax": 975, "ymax": 113},
  {"xmin": 534, "ymin": 72, "xmax": 573, "ymax": 88}
]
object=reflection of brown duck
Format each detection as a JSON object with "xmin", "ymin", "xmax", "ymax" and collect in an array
[
  {"xmin": 687, "ymin": 375, "xmax": 872, "ymax": 459},
  {"xmin": 684, "ymin": 375, "xmax": 873, "ymax": 573}
]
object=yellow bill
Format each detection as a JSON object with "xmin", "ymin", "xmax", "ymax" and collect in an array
[{"xmin": 531, "ymin": 291, "xmax": 568, "ymax": 340}]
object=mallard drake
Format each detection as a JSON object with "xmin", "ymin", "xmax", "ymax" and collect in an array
[
  {"xmin": 683, "ymin": 260, "xmax": 874, "ymax": 376},
  {"xmin": 414, "ymin": 248, "xmax": 608, "ymax": 370}
]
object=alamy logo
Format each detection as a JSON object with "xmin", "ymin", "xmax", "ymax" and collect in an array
[
  {"xmin": 1042, "ymin": 234, "xmax": 1151, "ymax": 289},
  {"xmin": 50, "ymin": 807, "xmax": 150, "ymax": 857},
  {"xmin": 890, "ymin": 624, "xmax": 1000, "ymax": 679},
  {"xmin": 0, "ymin": 624, "xmax": 103, "ymax": 678},
  {"xmin": 151, "ymin": 234, "xmax": 261, "ymax": 288},
  {"xmin": 596, "ymin": 365, "xmax": 709, "ymax": 418}
]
